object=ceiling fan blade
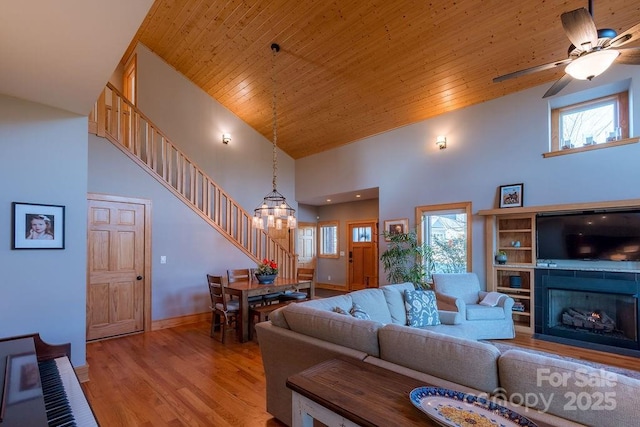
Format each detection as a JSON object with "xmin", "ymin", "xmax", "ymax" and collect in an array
[
  {"xmin": 616, "ymin": 47, "xmax": 640, "ymax": 65},
  {"xmin": 561, "ymin": 8, "xmax": 598, "ymax": 50},
  {"xmin": 543, "ymin": 74, "xmax": 573, "ymax": 98},
  {"xmin": 610, "ymin": 22, "xmax": 640, "ymax": 48},
  {"xmin": 493, "ymin": 58, "xmax": 572, "ymax": 83}
]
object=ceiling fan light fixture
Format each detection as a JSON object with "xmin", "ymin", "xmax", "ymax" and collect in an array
[{"xmin": 565, "ymin": 49, "xmax": 619, "ymax": 80}]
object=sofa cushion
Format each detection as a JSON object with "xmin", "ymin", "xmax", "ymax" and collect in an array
[
  {"xmin": 350, "ymin": 288, "xmax": 393, "ymax": 324},
  {"xmin": 404, "ymin": 289, "xmax": 440, "ymax": 327},
  {"xmin": 466, "ymin": 304, "xmax": 505, "ymax": 320},
  {"xmin": 381, "ymin": 282, "xmax": 415, "ymax": 324},
  {"xmin": 499, "ymin": 349, "xmax": 640, "ymax": 427},
  {"xmin": 378, "ymin": 324, "xmax": 500, "ymax": 393},
  {"xmin": 298, "ymin": 294, "xmax": 353, "ymax": 312},
  {"xmin": 282, "ymin": 303, "xmax": 383, "ymax": 356},
  {"xmin": 268, "ymin": 306, "xmax": 290, "ymax": 329},
  {"xmin": 432, "ymin": 273, "xmax": 481, "ymax": 305}
]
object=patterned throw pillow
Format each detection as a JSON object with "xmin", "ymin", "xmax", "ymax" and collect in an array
[
  {"xmin": 332, "ymin": 306, "xmax": 348, "ymax": 315},
  {"xmin": 349, "ymin": 303, "xmax": 371, "ymax": 320},
  {"xmin": 404, "ymin": 289, "xmax": 441, "ymax": 327}
]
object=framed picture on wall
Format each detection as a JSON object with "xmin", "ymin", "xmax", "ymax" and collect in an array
[
  {"xmin": 12, "ymin": 202, "xmax": 65, "ymax": 249},
  {"xmin": 499, "ymin": 183, "xmax": 524, "ymax": 208},
  {"xmin": 383, "ymin": 218, "xmax": 409, "ymax": 241}
]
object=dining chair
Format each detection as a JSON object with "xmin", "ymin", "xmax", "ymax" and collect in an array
[
  {"xmin": 227, "ymin": 269, "xmax": 264, "ymax": 306},
  {"xmin": 279, "ymin": 267, "xmax": 314, "ymax": 302},
  {"xmin": 207, "ymin": 274, "xmax": 240, "ymax": 344}
]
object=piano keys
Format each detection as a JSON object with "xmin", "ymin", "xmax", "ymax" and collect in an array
[{"xmin": 0, "ymin": 334, "xmax": 98, "ymax": 427}]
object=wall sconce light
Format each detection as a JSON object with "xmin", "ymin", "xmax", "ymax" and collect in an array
[
  {"xmin": 436, "ymin": 135, "xmax": 447, "ymax": 150},
  {"xmin": 222, "ymin": 133, "xmax": 231, "ymax": 144}
]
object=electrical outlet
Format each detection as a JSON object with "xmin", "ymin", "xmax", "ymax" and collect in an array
[
  {"xmin": 328, "ymin": 275, "xmax": 331, "ymax": 281},
  {"xmin": 160, "ymin": 256, "xmax": 166, "ymax": 264}
]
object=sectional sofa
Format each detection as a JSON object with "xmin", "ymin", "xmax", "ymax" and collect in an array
[{"xmin": 255, "ymin": 282, "xmax": 640, "ymax": 427}]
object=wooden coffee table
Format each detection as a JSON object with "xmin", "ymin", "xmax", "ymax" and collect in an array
[
  {"xmin": 286, "ymin": 357, "xmax": 438, "ymax": 426},
  {"xmin": 286, "ymin": 357, "xmax": 551, "ymax": 427}
]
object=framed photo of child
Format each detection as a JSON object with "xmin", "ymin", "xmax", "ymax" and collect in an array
[{"xmin": 12, "ymin": 202, "xmax": 65, "ymax": 249}]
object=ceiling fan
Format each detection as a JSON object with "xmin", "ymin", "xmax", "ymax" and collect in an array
[{"xmin": 494, "ymin": 1, "xmax": 640, "ymax": 98}]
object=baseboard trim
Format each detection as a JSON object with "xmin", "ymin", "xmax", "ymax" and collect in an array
[
  {"xmin": 76, "ymin": 364, "xmax": 89, "ymax": 383},
  {"xmin": 316, "ymin": 283, "xmax": 349, "ymax": 291},
  {"xmin": 151, "ymin": 312, "xmax": 210, "ymax": 331}
]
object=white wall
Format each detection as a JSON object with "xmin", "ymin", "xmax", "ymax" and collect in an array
[
  {"xmin": 87, "ymin": 44, "xmax": 298, "ymax": 320},
  {"xmin": 0, "ymin": 95, "xmax": 88, "ymax": 366},
  {"xmin": 134, "ymin": 44, "xmax": 296, "ymax": 212},
  {"xmin": 296, "ymin": 65, "xmax": 640, "ymax": 285},
  {"xmin": 88, "ymin": 135, "xmax": 252, "ymax": 319}
]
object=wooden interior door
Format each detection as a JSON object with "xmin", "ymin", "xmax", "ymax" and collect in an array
[
  {"xmin": 87, "ymin": 195, "xmax": 150, "ymax": 341},
  {"xmin": 348, "ymin": 221, "xmax": 378, "ymax": 290},
  {"xmin": 297, "ymin": 223, "xmax": 316, "ymax": 268}
]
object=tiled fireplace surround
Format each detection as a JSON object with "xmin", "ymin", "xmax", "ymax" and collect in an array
[{"xmin": 535, "ymin": 268, "xmax": 640, "ymax": 357}]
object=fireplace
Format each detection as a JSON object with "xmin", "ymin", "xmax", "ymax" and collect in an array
[{"xmin": 535, "ymin": 269, "xmax": 640, "ymax": 355}]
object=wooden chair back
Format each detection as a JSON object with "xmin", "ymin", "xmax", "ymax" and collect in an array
[
  {"xmin": 297, "ymin": 268, "xmax": 315, "ymax": 282},
  {"xmin": 227, "ymin": 269, "xmax": 251, "ymax": 283},
  {"xmin": 207, "ymin": 274, "xmax": 229, "ymax": 311}
]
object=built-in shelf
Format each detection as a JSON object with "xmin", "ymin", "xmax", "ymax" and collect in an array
[{"xmin": 480, "ymin": 198, "xmax": 640, "ymax": 336}]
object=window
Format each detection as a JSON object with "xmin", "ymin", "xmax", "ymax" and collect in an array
[
  {"xmin": 550, "ymin": 91, "xmax": 628, "ymax": 153},
  {"xmin": 318, "ymin": 221, "xmax": 339, "ymax": 258},
  {"xmin": 416, "ymin": 202, "xmax": 471, "ymax": 278},
  {"xmin": 123, "ymin": 54, "xmax": 137, "ymax": 105},
  {"xmin": 352, "ymin": 226, "xmax": 372, "ymax": 242}
]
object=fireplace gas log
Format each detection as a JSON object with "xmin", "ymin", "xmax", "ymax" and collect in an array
[{"xmin": 562, "ymin": 308, "xmax": 616, "ymax": 332}]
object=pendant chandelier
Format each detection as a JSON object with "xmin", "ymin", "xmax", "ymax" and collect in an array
[{"xmin": 252, "ymin": 43, "xmax": 297, "ymax": 230}]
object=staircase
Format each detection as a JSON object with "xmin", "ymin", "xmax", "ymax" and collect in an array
[{"xmin": 88, "ymin": 83, "xmax": 296, "ymax": 277}]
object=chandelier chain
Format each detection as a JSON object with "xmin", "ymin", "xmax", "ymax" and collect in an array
[
  {"xmin": 271, "ymin": 44, "xmax": 278, "ymax": 191},
  {"xmin": 252, "ymin": 42, "xmax": 296, "ymax": 230}
]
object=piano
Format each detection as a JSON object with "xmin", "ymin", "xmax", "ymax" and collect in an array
[{"xmin": 0, "ymin": 333, "xmax": 98, "ymax": 426}]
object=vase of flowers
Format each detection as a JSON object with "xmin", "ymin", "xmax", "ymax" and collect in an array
[{"xmin": 255, "ymin": 259, "xmax": 278, "ymax": 284}]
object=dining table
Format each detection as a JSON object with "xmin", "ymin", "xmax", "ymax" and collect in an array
[{"xmin": 226, "ymin": 276, "xmax": 314, "ymax": 343}]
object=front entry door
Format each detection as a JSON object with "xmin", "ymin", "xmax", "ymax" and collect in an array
[
  {"xmin": 87, "ymin": 194, "xmax": 150, "ymax": 341},
  {"xmin": 348, "ymin": 221, "xmax": 378, "ymax": 290}
]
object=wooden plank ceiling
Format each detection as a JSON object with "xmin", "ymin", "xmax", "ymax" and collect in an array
[{"xmin": 125, "ymin": 0, "xmax": 640, "ymax": 159}]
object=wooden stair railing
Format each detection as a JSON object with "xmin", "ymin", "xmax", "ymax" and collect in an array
[{"xmin": 88, "ymin": 83, "xmax": 296, "ymax": 278}]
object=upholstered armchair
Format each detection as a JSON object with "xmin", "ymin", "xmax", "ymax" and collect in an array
[{"xmin": 432, "ymin": 273, "xmax": 515, "ymax": 339}]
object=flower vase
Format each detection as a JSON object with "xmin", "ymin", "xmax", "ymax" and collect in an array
[{"xmin": 255, "ymin": 273, "xmax": 277, "ymax": 284}]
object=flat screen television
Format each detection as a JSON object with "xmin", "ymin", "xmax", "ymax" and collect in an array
[{"xmin": 536, "ymin": 210, "xmax": 640, "ymax": 261}]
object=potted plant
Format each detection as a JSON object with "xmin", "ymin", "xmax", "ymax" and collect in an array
[
  {"xmin": 380, "ymin": 230, "xmax": 433, "ymax": 289},
  {"xmin": 495, "ymin": 250, "xmax": 507, "ymax": 265},
  {"xmin": 255, "ymin": 259, "xmax": 278, "ymax": 284}
]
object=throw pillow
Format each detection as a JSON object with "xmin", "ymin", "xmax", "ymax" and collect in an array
[
  {"xmin": 349, "ymin": 303, "xmax": 371, "ymax": 320},
  {"xmin": 332, "ymin": 306, "xmax": 348, "ymax": 315},
  {"xmin": 404, "ymin": 289, "xmax": 441, "ymax": 327}
]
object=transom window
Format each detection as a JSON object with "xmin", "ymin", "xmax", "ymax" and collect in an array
[
  {"xmin": 417, "ymin": 202, "xmax": 472, "ymax": 279},
  {"xmin": 550, "ymin": 91, "xmax": 628, "ymax": 152}
]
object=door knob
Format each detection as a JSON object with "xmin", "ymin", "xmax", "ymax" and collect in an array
[{"xmin": 136, "ymin": 276, "xmax": 143, "ymax": 280}]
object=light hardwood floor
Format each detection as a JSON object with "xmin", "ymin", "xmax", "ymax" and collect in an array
[{"xmin": 82, "ymin": 320, "xmax": 640, "ymax": 426}]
